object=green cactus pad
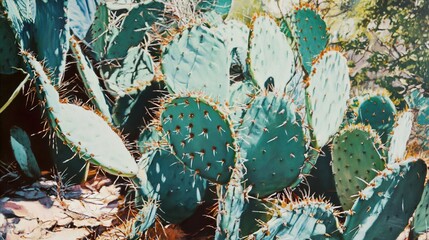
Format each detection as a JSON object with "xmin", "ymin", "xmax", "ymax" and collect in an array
[
  {"xmin": 412, "ymin": 183, "xmax": 429, "ymax": 237},
  {"xmin": 68, "ymin": 0, "xmax": 98, "ymax": 39},
  {"xmin": 387, "ymin": 111, "xmax": 413, "ymax": 163},
  {"xmin": 343, "ymin": 159, "xmax": 427, "ymax": 240},
  {"xmin": 23, "ymin": 52, "xmax": 138, "ymax": 177},
  {"xmin": 228, "ymin": 80, "xmax": 257, "ymax": 124},
  {"xmin": 292, "ymin": 6, "xmax": 328, "ymax": 73},
  {"xmin": 306, "ymin": 50, "xmax": 351, "ymax": 147},
  {"xmin": 0, "ymin": 17, "xmax": 21, "ymax": 74},
  {"xmin": 160, "ymin": 95, "xmax": 236, "ymax": 184},
  {"xmin": 332, "ymin": 124, "xmax": 385, "ymax": 210},
  {"xmin": 215, "ymin": 163, "xmax": 246, "ymax": 240},
  {"xmin": 215, "ymin": 20, "xmax": 249, "ymax": 70},
  {"xmin": 106, "ymin": 1, "xmax": 164, "ymax": 59},
  {"xmin": 87, "ymin": 3, "xmax": 109, "ymax": 60},
  {"xmin": 249, "ymin": 16, "xmax": 295, "ymax": 92},
  {"xmin": 131, "ymin": 198, "xmax": 158, "ymax": 239},
  {"xmin": 146, "ymin": 150, "xmax": 208, "ymax": 223},
  {"xmin": 162, "ymin": 25, "xmax": 230, "ymax": 102},
  {"xmin": 70, "ymin": 37, "xmax": 112, "ymax": 122},
  {"xmin": 357, "ymin": 95, "xmax": 397, "ymax": 143},
  {"xmin": 239, "ymin": 93, "xmax": 306, "ymax": 197},
  {"xmin": 102, "ymin": 45, "xmax": 155, "ymax": 96},
  {"xmin": 10, "ymin": 126, "xmax": 40, "ymax": 179},
  {"xmin": 252, "ymin": 199, "xmax": 342, "ymax": 239}
]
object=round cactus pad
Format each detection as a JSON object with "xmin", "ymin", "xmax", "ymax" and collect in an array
[
  {"xmin": 160, "ymin": 96, "xmax": 236, "ymax": 183},
  {"xmin": 162, "ymin": 25, "xmax": 230, "ymax": 102}
]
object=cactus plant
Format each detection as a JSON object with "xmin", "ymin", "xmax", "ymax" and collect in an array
[{"xmin": 9, "ymin": 126, "xmax": 40, "ymax": 179}]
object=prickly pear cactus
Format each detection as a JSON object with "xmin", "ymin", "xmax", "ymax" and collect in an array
[
  {"xmin": 387, "ymin": 111, "xmax": 413, "ymax": 163},
  {"xmin": 249, "ymin": 15, "xmax": 295, "ymax": 92},
  {"xmin": 331, "ymin": 124, "xmax": 385, "ymax": 210},
  {"xmin": 22, "ymin": 52, "xmax": 138, "ymax": 177},
  {"xmin": 292, "ymin": 5, "xmax": 328, "ymax": 73},
  {"xmin": 158, "ymin": 94, "xmax": 236, "ymax": 184},
  {"xmin": 162, "ymin": 25, "xmax": 230, "ymax": 101},
  {"xmin": 10, "ymin": 126, "xmax": 41, "ymax": 179},
  {"xmin": 357, "ymin": 94, "xmax": 397, "ymax": 143},
  {"xmin": 252, "ymin": 198, "xmax": 342, "ymax": 239},
  {"xmin": 145, "ymin": 150, "xmax": 208, "ymax": 223},
  {"xmin": 343, "ymin": 159, "xmax": 427, "ymax": 240},
  {"xmin": 0, "ymin": 16, "xmax": 21, "ymax": 74},
  {"xmin": 239, "ymin": 93, "xmax": 306, "ymax": 197},
  {"xmin": 306, "ymin": 50, "xmax": 351, "ymax": 147},
  {"xmin": 412, "ymin": 183, "xmax": 429, "ymax": 238}
]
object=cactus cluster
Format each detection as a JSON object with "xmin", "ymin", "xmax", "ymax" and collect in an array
[{"xmin": 0, "ymin": 0, "xmax": 428, "ymax": 239}]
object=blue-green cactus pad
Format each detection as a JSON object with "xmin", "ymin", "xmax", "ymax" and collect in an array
[
  {"xmin": 412, "ymin": 183, "xmax": 429, "ymax": 236},
  {"xmin": 70, "ymin": 37, "xmax": 112, "ymax": 122},
  {"xmin": 160, "ymin": 96, "xmax": 236, "ymax": 184},
  {"xmin": 387, "ymin": 111, "xmax": 413, "ymax": 163},
  {"xmin": 343, "ymin": 159, "xmax": 427, "ymax": 240},
  {"xmin": 102, "ymin": 45, "xmax": 155, "ymax": 96},
  {"xmin": 23, "ymin": 52, "xmax": 138, "ymax": 177},
  {"xmin": 228, "ymin": 80, "xmax": 257, "ymax": 125},
  {"xmin": 239, "ymin": 93, "xmax": 306, "ymax": 197},
  {"xmin": 249, "ymin": 16, "xmax": 295, "ymax": 92},
  {"xmin": 162, "ymin": 25, "xmax": 230, "ymax": 102},
  {"xmin": 357, "ymin": 95, "xmax": 397, "ymax": 143},
  {"xmin": 292, "ymin": 7, "xmax": 328, "ymax": 73},
  {"xmin": 10, "ymin": 126, "xmax": 40, "ymax": 179},
  {"xmin": 86, "ymin": 3, "xmax": 109, "ymax": 60},
  {"xmin": 146, "ymin": 150, "xmax": 208, "ymax": 223},
  {"xmin": 131, "ymin": 198, "xmax": 158, "ymax": 239},
  {"xmin": 216, "ymin": 163, "xmax": 246, "ymax": 240},
  {"xmin": 106, "ymin": 1, "xmax": 164, "ymax": 59},
  {"xmin": 197, "ymin": 0, "xmax": 232, "ymax": 15},
  {"xmin": 306, "ymin": 50, "xmax": 350, "ymax": 147},
  {"xmin": 215, "ymin": 20, "xmax": 249, "ymax": 71},
  {"xmin": 332, "ymin": 124, "xmax": 385, "ymax": 210},
  {"xmin": 253, "ymin": 199, "xmax": 342, "ymax": 239},
  {"xmin": 0, "ymin": 16, "xmax": 21, "ymax": 74}
]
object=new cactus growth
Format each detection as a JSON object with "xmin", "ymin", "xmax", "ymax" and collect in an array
[{"xmin": 387, "ymin": 111, "xmax": 413, "ymax": 163}]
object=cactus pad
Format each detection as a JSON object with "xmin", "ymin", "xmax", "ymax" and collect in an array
[
  {"xmin": 215, "ymin": 20, "xmax": 249, "ymax": 71},
  {"xmin": 343, "ymin": 159, "xmax": 427, "ymax": 240},
  {"xmin": 215, "ymin": 163, "xmax": 246, "ymax": 240},
  {"xmin": 387, "ymin": 111, "xmax": 413, "ymax": 163},
  {"xmin": 70, "ymin": 37, "xmax": 112, "ymax": 122},
  {"xmin": 159, "ymin": 95, "xmax": 236, "ymax": 184},
  {"xmin": 357, "ymin": 95, "xmax": 396, "ymax": 143},
  {"xmin": 306, "ymin": 50, "xmax": 350, "ymax": 147},
  {"xmin": 146, "ymin": 150, "xmax": 208, "ymax": 223},
  {"xmin": 106, "ymin": 1, "xmax": 164, "ymax": 59},
  {"xmin": 162, "ymin": 25, "xmax": 230, "ymax": 101},
  {"xmin": 293, "ymin": 6, "xmax": 328, "ymax": 73},
  {"xmin": 68, "ymin": 0, "xmax": 98, "ymax": 39},
  {"xmin": 102, "ymin": 45, "xmax": 155, "ymax": 96},
  {"xmin": 332, "ymin": 124, "xmax": 385, "ymax": 210},
  {"xmin": 10, "ymin": 126, "xmax": 40, "ymax": 179},
  {"xmin": 252, "ymin": 198, "xmax": 341, "ymax": 239},
  {"xmin": 23, "ymin": 52, "xmax": 138, "ymax": 177},
  {"xmin": 239, "ymin": 93, "xmax": 306, "ymax": 197},
  {"xmin": 249, "ymin": 16, "xmax": 295, "ymax": 92},
  {"xmin": 412, "ymin": 183, "xmax": 429, "ymax": 237}
]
